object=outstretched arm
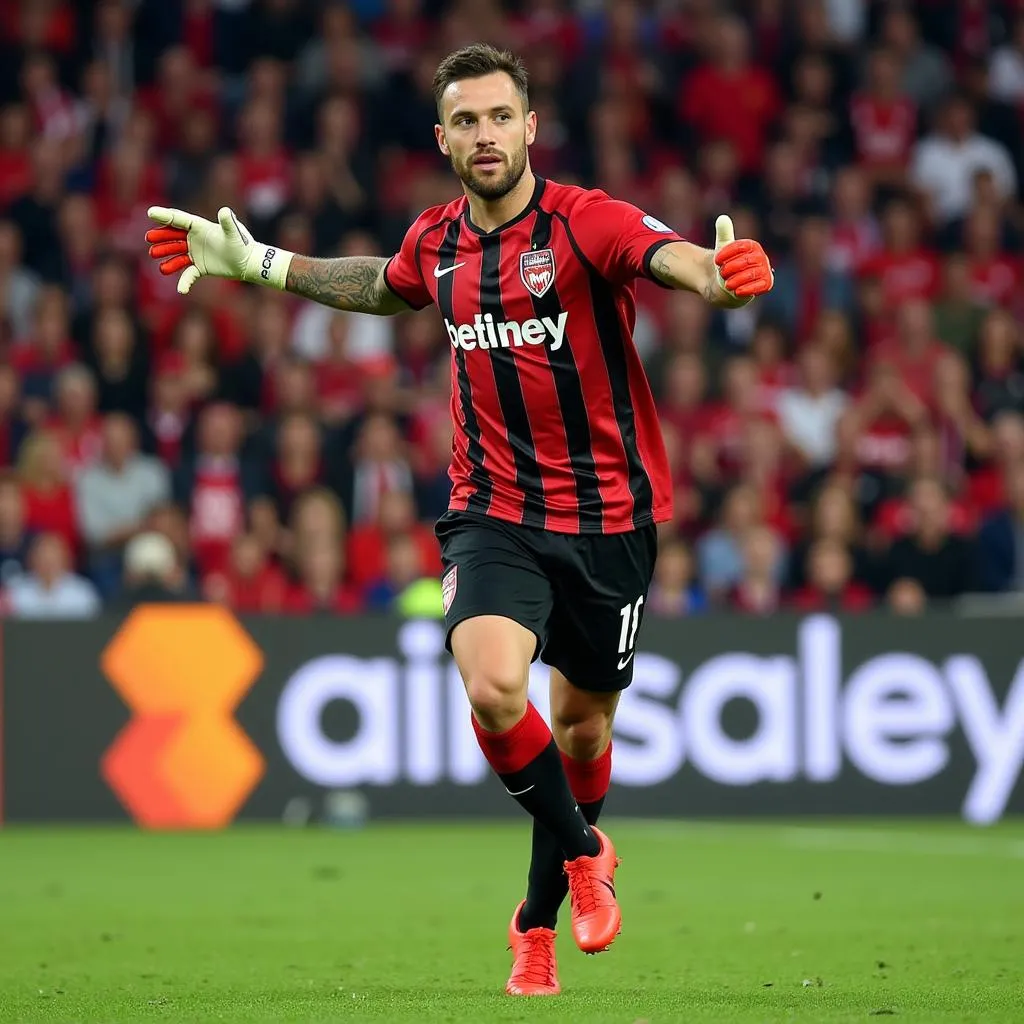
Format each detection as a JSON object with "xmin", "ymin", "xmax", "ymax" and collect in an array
[
  {"xmin": 146, "ymin": 206, "xmax": 409, "ymax": 316},
  {"xmin": 649, "ymin": 215, "xmax": 773, "ymax": 309},
  {"xmin": 285, "ymin": 255, "xmax": 409, "ymax": 315}
]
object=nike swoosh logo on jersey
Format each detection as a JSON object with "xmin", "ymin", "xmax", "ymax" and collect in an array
[
  {"xmin": 505, "ymin": 784, "xmax": 535, "ymax": 797},
  {"xmin": 433, "ymin": 262, "xmax": 465, "ymax": 278},
  {"xmin": 617, "ymin": 653, "xmax": 634, "ymax": 670}
]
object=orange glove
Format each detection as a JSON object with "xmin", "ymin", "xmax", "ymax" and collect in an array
[{"xmin": 712, "ymin": 215, "xmax": 774, "ymax": 300}]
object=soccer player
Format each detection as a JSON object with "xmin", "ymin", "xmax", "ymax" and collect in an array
[{"xmin": 146, "ymin": 44, "xmax": 774, "ymax": 996}]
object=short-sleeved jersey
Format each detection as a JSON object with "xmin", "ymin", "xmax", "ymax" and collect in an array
[{"xmin": 384, "ymin": 175, "xmax": 680, "ymax": 534}]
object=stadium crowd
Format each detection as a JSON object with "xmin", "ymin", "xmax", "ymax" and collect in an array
[{"xmin": 2, "ymin": 0, "xmax": 1024, "ymax": 618}]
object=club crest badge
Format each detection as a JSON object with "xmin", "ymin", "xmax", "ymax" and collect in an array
[
  {"xmin": 520, "ymin": 248, "xmax": 555, "ymax": 298},
  {"xmin": 441, "ymin": 565, "xmax": 458, "ymax": 615}
]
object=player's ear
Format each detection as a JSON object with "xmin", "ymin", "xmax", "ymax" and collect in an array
[
  {"xmin": 435, "ymin": 123, "xmax": 449, "ymax": 156},
  {"xmin": 525, "ymin": 110, "xmax": 537, "ymax": 146}
]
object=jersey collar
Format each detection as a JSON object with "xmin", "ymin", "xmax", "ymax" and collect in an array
[{"xmin": 462, "ymin": 174, "xmax": 547, "ymax": 237}]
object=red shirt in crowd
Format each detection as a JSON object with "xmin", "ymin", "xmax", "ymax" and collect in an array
[
  {"xmin": 208, "ymin": 563, "xmax": 289, "ymax": 613},
  {"xmin": 678, "ymin": 65, "xmax": 781, "ymax": 173},
  {"xmin": 345, "ymin": 523, "xmax": 442, "ymax": 591},
  {"xmin": 283, "ymin": 583, "xmax": 364, "ymax": 615},
  {"xmin": 188, "ymin": 460, "xmax": 245, "ymax": 576},
  {"xmin": 874, "ymin": 495, "xmax": 978, "ymax": 540},
  {"xmin": 22, "ymin": 484, "xmax": 78, "ymax": 551},
  {"xmin": 859, "ymin": 250, "xmax": 941, "ymax": 309},
  {"xmin": 790, "ymin": 583, "xmax": 875, "ymax": 612},
  {"xmin": 849, "ymin": 94, "xmax": 916, "ymax": 173},
  {"xmin": 968, "ymin": 256, "xmax": 1020, "ymax": 308}
]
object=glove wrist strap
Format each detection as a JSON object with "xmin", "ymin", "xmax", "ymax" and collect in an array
[{"xmin": 244, "ymin": 244, "xmax": 294, "ymax": 291}]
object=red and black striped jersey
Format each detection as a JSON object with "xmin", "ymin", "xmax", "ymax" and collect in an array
[{"xmin": 383, "ymin": 175, "xmax": 678, "ymax": 534}]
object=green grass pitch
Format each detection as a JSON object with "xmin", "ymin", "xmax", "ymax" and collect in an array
[{"xmin": 0, "ymin": 820, "xmax": 1021, "ymax": 1023}]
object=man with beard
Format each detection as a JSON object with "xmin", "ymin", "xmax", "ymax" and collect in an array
[{"xmin": 145, "ymin": 44, "xmax": 774, "ymax": 997}]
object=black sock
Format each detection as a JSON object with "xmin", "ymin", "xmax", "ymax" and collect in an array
[
  {"xmin": 519, "ymin": 796, "xmax": 606, "ymax": 931},
  {"xmin": 497, "ymin": 739, "xmax": 600, "ymax": 862}
]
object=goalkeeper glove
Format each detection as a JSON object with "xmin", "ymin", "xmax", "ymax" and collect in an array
[
  {"xmin": 712, "ymin": 214, "xmax": 774, "ymax": 304},
  {"xmin": 145, "ymin": 206, "xmax": 294, "ymax": 295}
]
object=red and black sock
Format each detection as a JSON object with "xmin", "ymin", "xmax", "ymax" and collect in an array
[
  {"xmin": 472, "ymin": 704, "xmax": 600, "ymax": 863},
  {"xmin": 518, "ymin": 743, "xmax": 612, "ymax": 932}
]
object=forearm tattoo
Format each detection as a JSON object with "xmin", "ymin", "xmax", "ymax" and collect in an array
[{"xmin": 285, "ymin": 255, "xmax": 409, "ymax": 315}]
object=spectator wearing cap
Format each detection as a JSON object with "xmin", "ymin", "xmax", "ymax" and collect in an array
[
  {"xmin": 4, "ymin": 532, "xmax": 99, "ymax": 619},
  {"xmin": 76, "ymin": 413, "xmax": 170, "ymax": 597},
  {"xmin": 118, "ymin": 531, "xmax": 190, "ymax": 606}
]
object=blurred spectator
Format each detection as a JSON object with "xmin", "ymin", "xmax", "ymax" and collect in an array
[
  {"xmin": 778, "ymin": 344, "xmax": 849, "ymax": 474},
  {"xmin": 174, "ymin": 403, "xmax": 262, "ymax": 577},
  {"xmin": 887, "ymin": 575, "xmax": 927, "ymax": 615},
  {"xmin": 973, "ymin": 309, "xmax": 1024, "ymax": 422},
  {"xmin": 118, "ymin": 531, "xmax": 190, "ymax": 606},
  {"xmin": 989, "ymin": 15, "xmax": 1024, "ymax": 103},
  {"xmin": 0, "ymin": 219, "xmax": 40, "ymax": 340},
  {"xmin": 788, "ymin": 483, "xmax": 873, "ymax": 591},
  {"xmin": 647, "ymin": 538, "xmax": 705, "ymax": 616},
  {"xmin": 879, "ymin": 6, "xmax": 952, "ymax": 109},
  {"xmin": 365, "ymin": 531, "xmax": 432, "ymax": 611},
  {"xmin": 269, "ymin": 411, "xmax": 329, "ymax": 523},
  {"xmin": 347, "ymin": 489, "xmax": 441, "ymax": 594},
  {"xmin": 849, "ymin": 46, "xmax": 916, "ymax": 190},
  {"xmin": 790, "ymin": 538, "xmax": 874, "ymax": 612},
  {"xmin": 76, "ymin": 414, "xmax": 171, "ymax": 597},
  {"xmin": 976, "ymin": 460, "xmax": 1024, "ymax": 593},
  {"xmin": 882, "ymin": 477, "xmax": 975, "ymax": 600},
  {"xmin": 760, "ymin": 213, "xmax": 855, "ymax": 346},
  {"xmin": 730, "ymin": 524, "xmax": 783, "ymax": 614},
  {"xmin": 342, "ymin": 411, "xmax": 414, "ymax": 526},
  {"xmin": 17, "ymin": 429, "xmax": 77, "ymax": 552},
  {"xmin": 284, "ymin": 486, "xmax": 361, "ymax": 614},
  {"xmin": 0, "ymin": 471, "xmax": 28, "ymax": 583},
  {"xmin": 911, "ymin": 94, "xmax": 1016, "ymax": 226},
  {"xmin": 205, "ymin": 532, "xmax": 288, "ymax": 612},
  {"xmin": 86, "ymin": 306, "xmax": 149, "ymax": 419},
  {"xmin": 679, "ymin": 15, "xmax": 781, "ymax": 176},
  {"xmin": 4, "ymin": 532, "xmax": 99, "ymax": 619},
  {"xmin": 697, "ymin": 482, "xmax": 765, "ymax": 602},
  {"xmin": 8, "ymin": 138, "xmax": 66, "ymax": 280},
  {"xmin": 932, "ymin": 253, "xmax": 988, "ymax": 355},
  {"xmin": 48, "ymin": 364, "xmax": 103, "ymax": 475},
  {"xmin": 0, "ymin": 363, "xmax": 28, "ymax": 465}
]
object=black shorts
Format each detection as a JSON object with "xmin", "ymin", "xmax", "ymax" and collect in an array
[{"xmin": 435, "ymin": 510, "xmax": 658, "ymax": 692}]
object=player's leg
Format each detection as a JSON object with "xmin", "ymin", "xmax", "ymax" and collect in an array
[
  {"xmin": 519, "ymin": 674, "xmax": 618, "ymax": 932},
  {"xmin": 524, "ymin": 523, "xmax": 658, "ymax": 953},
  {"xmin": 451, "ymin": 615, "xmax": 600, "ymax": 861},
  {"xmin": 436, "ymin": 512, "xmax": 600, "ymax": 861}
]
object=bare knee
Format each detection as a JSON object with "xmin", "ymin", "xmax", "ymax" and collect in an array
[
  {"xmin": 552, "ymin": 711, "xmax": 612, "ymax": 762},
  {"xmin": 465, "ymin": 670, "xmax": 528, "ymax": 732}
]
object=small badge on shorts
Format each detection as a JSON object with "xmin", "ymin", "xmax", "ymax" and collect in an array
[{"xmin": 441, "ymin": 565, "xmax": 458, "ymax": 615}]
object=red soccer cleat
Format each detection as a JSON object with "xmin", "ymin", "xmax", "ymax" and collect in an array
[
  {"xmin": 564, "ymin": 826, "xmax": 621, "ymax": 954},
  {"xmin": 506, "ymin": 900, "xmax": 560, "ymax": 996}
]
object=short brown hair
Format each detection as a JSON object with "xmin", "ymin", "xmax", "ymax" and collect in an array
[{"xmin": 432, "ymin": 44, "xmax": 529, "ymax": 120}]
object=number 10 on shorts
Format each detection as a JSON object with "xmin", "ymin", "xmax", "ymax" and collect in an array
[{"xmin": 616, "ymin": 596, "xmax": 644, "ymax": 669}]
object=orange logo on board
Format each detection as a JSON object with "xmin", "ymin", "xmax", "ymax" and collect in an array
[{"xmin": 100, "ymin": 605, "xmax": 265, "ymax": 829}]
